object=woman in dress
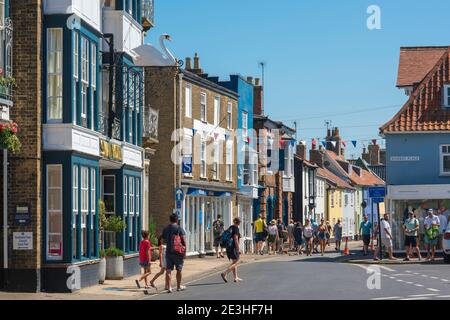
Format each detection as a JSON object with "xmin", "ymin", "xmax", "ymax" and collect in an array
[{"xmin": 303, "ymin": 219, "xmax": 314, "ymax": 256}]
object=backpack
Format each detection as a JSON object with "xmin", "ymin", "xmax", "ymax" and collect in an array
[
  {"xmin": 220, "ymin": 227, "xmax": 233, "ymax": 248},
  {"xmin": 171, "ymin": 226, "xmax": 186, "ymax": 255}
]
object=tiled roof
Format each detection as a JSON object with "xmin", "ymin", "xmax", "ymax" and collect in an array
[
  {"xmin": 381, "ymin": 47, "xmax": 450, "ymax": 133},
  {"xmin": 317, "ymin": 167, "xmax": 354, "ymax": 190},
  {"xmin": 348, "ymin": 168, "xmax": 385, "ymax": 187},
  {"xmin": 396, "ymin": 47, "xmax": 448, "ymax": 87}
]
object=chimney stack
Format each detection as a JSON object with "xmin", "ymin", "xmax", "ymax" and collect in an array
[
  {"xmin": 296, "ymin": 143, "xmax": 307, "ymax": 160},
  {"xmin": 253, "ymin": 82, "xmax": 264, "ymax": 116},
  {"xmin": 185, "ymin": 57, "xmax": 192, "ymax": 70},
  {"xmin": 368, "ymin": 144, "xmax": 381, "ymax": 165},
  {"xmin": 247, "ymin": 76, "xmax": 253, "ymax": 84},
  {"xmin": 310, "ymin": 148, "xmax": 324, "ymax": 168},
  {"xmin": 255, "ymin": 78, "xmax": 260, "ymax": 86},
  {"xmin": 191, "ymin": 53, "xmax": 203, "ymax": 75}
]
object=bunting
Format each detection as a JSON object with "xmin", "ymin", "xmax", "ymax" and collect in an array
[
  {"xmin": 312, "ymin": 139, "xmax": 317, "ymax": 149},
  {"xmin": 351, "ymin": 140, "xmax": 357, "ymax": 148},
  {"xmin": 330, "ymin": 141, "xmax": 337, "ymax": 148},
  {"xmin": 321, "ymin": 141, "xmax": 327, "ymax": 148},
  {"xmin": 214, "ymin": 133, "xmax": 219, "ymax": 140},
  {"xmin": 342, "ymin": 141, "xmax": 347, "ymax": 147},
  {"xmin": 192, "ymin": 129, "xmax": 197, "ymax": 136}
]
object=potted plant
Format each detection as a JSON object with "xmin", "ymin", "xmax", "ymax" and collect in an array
[
  {"xmin": 0, "ymin": 122, "xmax": 21, "ymax": 153},
  {"xmin": 98, "ymin": 249, "xmax": 106, "ymax": 284},
  {"xmin": 104, "ymin": 214, "xmax": 126, "ymax": 280},
  {"xmin": 105, "ymin": 247, "xmax": 125, "ymax": 280},
  {"xmin": 149, "ymin": 216, "xmax": 160, "ymax": 262}
]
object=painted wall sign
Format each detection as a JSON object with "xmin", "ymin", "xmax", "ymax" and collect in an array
[
  {"xmin": 13, "ymin": 232, "xmax": 33, "ymax": 250},
  {"xmin": 390, "ymin": 156, "xmax": 420, "ymax": 162},
  {"xmin": 100, "ymin": 139, "xmax": 123, "ymax": 162}
]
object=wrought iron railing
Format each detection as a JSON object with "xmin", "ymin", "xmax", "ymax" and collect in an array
[
  {"xmin": 0, "ymin": 18, "xmax": 13, "ymax": 103},
  {"xmin": 142, "ymin": 0, "xmax": 155, "ymax": 31}
]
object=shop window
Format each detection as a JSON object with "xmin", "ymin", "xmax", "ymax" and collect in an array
[
  {"xmin": 103, "ymin": 175, "xmax": 115, "ymax": 217},
  {"xmin": 47, "ymin": 165, "xmax": 63, "ymax": 260},
  {"xmin": 73, "ymin": 31, "xmax": 79, "ymax": 124},
  {"xmin": 47, "ymin": 28, "xmax": 63, "ymax": 121},
  {"xmin": 226, "ymin": 141, "xmax": 233, "ymax": 181},
  {"xmin": 440, "ymin": 145, "xmax": 450, "ymax": 175},
  {"xmin": 72, "ymin": 165, "xmax": 78, "ymax": 259},
  {"xmin": 90, "ymin": 168, "xmax": 96, "ymax": 257}
]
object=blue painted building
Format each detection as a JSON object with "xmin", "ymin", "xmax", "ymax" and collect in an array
[
  {"xmin": 381, "ymin": 46, "xmax": 450, "ymax": 250},
  {"xmin": 40, "ymin": 0, "xmax": 148, "ymax": 291},
  {"xmin": 219, "ymin": 75, "xmax": 258, "ymax": 253}
]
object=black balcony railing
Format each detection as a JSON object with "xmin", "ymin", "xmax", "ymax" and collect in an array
[
  {"xmin": 142, "ymin": 0, "xmax": 155, "ymax": 31},
  {"xmin": 0, "ymin": 18, "xmax": 13, "ymax": 104}
]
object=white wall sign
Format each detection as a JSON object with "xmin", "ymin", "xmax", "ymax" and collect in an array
[
  {"xmin": 390, "ymin": 156, "xmax": 420, "ymax": 162},
  {"xmin": 13, "ymin": 232, "xmax": 33, "ymax": 250}
]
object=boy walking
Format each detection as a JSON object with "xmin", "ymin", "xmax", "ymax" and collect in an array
[{"xmin": 135, "ymin": 230, "xmax": 152, "ymax": 289}]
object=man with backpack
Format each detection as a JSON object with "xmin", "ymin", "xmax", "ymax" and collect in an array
[
  {"xmin": 213, "ymin": 214, "xmax": 225, "ymax": 258},
  {"xmin": 162, "ymin": 213, "xmax": 187, "ymax": 293}
]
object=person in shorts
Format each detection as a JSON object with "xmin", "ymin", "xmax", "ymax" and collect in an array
[
  {"xmin": 267, "ymin": 220, "xmax": 278, "ymax": 255},
  {"xmin": 403, "ymin": 211, "xmax": 421, "ymax": 261},
  {"xmin": 359, "ymin": 215, "xmax": 372, "ymax": 256},
  {"xmin": 135, "ymin": 230, "xmax": 152, "ymax": 289},
  {"xmin": 213, "ymin": 214, "xmax": 225, "ymax": 258},
  {"xmin": 221, "ymin": 217, "xmax": 243, "ymax": 283},
  {"xmin": 253, "ymin": 215, "xmax": 267, "ymax": 255},
  {"xmin": 424, "ymin": 208, "xmax": 440, "ymax": 261},
  {"xmin": 303, "ymin": 219, "xmax": 314, "ymax": 256},
  {"xmin": 287, "ymin": 220, "xmax": 295, "ymax": 251},
  {"xmin": 375, "ymin": 213, "xmax": 396, "ymax": 260},
  {"xmin": 162, "ymin": 213, "xmax": 187, "ymax": 293}
]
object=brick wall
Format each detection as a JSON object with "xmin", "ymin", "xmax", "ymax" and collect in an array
[{"xmin": 0, "ymin": 0, "xmax": 43, "ymax": 291}]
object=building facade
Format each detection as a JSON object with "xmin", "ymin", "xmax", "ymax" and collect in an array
[
  {"xmin": 145, "ymin": 55, "xmax": 239, "ymax": 256},
  {"xmin": 1, "ymin": 0, "xmax": 149, "ymax": 292},
  {"xmin": 381, "ymin": 46, "xmax": 450, "ymax": 249}
]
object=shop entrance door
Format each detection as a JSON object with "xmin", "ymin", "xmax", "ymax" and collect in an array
[{"xmin": 204, "ymin": 198, "xmax": 214, "ymax": 251}]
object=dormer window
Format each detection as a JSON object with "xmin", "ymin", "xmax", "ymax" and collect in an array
[{"xmin": 443, "ymin": 84, "xmax": 450, "ymax": 107}]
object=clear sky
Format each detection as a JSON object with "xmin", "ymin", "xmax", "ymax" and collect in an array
[{"xmin": 145, "ymin": 0, "xmax": 450, "ymax": 159}]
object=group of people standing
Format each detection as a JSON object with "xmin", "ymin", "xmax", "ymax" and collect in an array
[{"xmin": 253, "ymin": 215, "xmax": 344, "ymax": 257}]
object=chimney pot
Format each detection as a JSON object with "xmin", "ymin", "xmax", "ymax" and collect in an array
[
  {"xmin": 185, "ymin": 57, "xmax": 192, "ymax": 70},
  {"xmin": 247, "ymin": 76, "xmax": 253, "ymax": 84},
  {"xmin": 255, "ymin": 78, "xmax": 260, "ymax": 86},
  {"xmin": 194, "ymin": 53, "xmax": 200, "ymax": 69}
]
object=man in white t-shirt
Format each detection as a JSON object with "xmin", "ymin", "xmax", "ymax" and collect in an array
[{"xmin": 374, "ymin": 213, "xmax": 396, "ymax": 260}]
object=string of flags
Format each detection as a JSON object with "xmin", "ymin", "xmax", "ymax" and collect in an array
[{"xmin": 310, "ymin": 138, "xmax": 382, "ymax": 148}]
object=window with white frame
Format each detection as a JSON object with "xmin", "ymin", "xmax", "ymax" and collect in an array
[
  {"xmin": 0, "ymin": 0, "xmax": 5, "ymax": 26},
  {"xmin": 102, "ymin": 175, "xmax": 115, "ymax": 217},
  {"xmin": 91, "ymin": 43, "xmax": 97, "ymax": 129},
  {"xmin": 124, "ymin": 176, "xmax": 128, "ymax": 214},
  {"xmin": 81, "ymin": 167, "xmax": 89, "ymax": 257},
  {"xmin": 290, "ymin": 145, "xmax": 294, "ymax": 177},
  {"xmin": 90, "ymin": 168, "xmax": 96, "ymax": 256},
  {"xmin": 243, "ymin": 149, "xmax": 250, "ymax": 185},
  {"xmin": 330, "ymin": 190, "xmax": 335, "ymax": 208},
  {"xmin": 47, "ymin": 29, "xmax": 63, "ymax": 121},
  {"xmin": 185, "ymin": 85, "xmax": 192, "ymax": 118},
  {"xmin": 242, "ymin": 111, "xmax": 248, "ymax": 139},
  {"xmin": 47, "ymin": 165, "xmax": 63, "ymax": 260},
  {"xmin": 284, "ymin": 144, "xmax": 289, "ymax": 177},
  {"xmin": 212, "ymin": 142, "xmax": 219, "ymax": 180},
  {"xmin": 227, "ymin": 102, "xmax": 232, "ymax": 129},
  {"xmin": 73, "ymin": 32, "xmax": 79, "ymax": 124},
  {"xmin": 443, "ymin": 84, "xmax": 450, "ymax": 107},
  {"xmin": 252, "ymin": 152, "xmax": 258, "ymax": 186},
  {"xmin": 200, "ymin": 92, "xmax": 207, "ymax": 122},
  {"xmin": 214, "ymin": 97, "xmax": 220, "ymax": 126},
  {"xmin": 226, "ymin": 141, "xmax": 233, "ymax": 181},
  {"xmin": 129, "ymin": 177, "xmax": 134, "ymax": 238},
  {"xmin": 200, "ymin": 137, "xmax": 206, "ymax": 178},
  {"xmin": 72, "ymin": 165, "xmax": 78, "ymax": 259},
  {"xmin": 440, "ymin": 145, "xmax": 450, "ymax": 175},
  {"xmin": 81, "ymin": 37, "xmax": 89, "ymax": 119}
]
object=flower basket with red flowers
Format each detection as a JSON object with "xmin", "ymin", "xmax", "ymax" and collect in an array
[{"xmin": 0, "ymin": 122, "xmax": 21, "ymax": 153}]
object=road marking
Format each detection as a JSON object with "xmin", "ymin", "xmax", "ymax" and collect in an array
[
  {"xmin": 437, "ymin": 295, "xmax": 450, "ymax": 298},
  {"xmin": 430, "ymin": 276, "xmax": 439, "ymax": 280},
  {"xmin": 405, "ymin": 281, "xmax": 414, "ymax": 284},
  {"xmin": 441, "ymin": 279, "xmax": 449, "ymax": 282},
  {"xmin": 408, "ymin": 293, "xmax": 439, "ymax": 297},
  {"xmin": 400, "ymin": 297, "xmax": 431, "ymax": 300},
  {"xmin": 396, "ymin": 279, "xmax": 404, "ymax": 282},
  {"xmin": 371, "ymin": 296, "xmax": 402, "ymax": 300},
  {"xmin": 414, "ymin": 284, "xmax": 424, "ymax": 287},
  {"xmin": 389, "ymin": 276, "xmax": 396, "ymax": 279},
  {"xmin": 378, "ymin": 266, "xmax": 396, "ymax": 272},
  {"xmin": 392, "ymin": 274, "xmax": 414, "ymax": 276},
  {"xmin": 421, "ymin": 275, "xmax": 428, "ymax": 278},
  {"xmin": 405, "ymin": 270, "xmax": 412, "ymax": 273},
  {"xmin": 413, "ymin": 272, "xmax": 420, "ymax": 275},
  {"xmin": 426, "ymin": 288, "xmax": 440, "ymax": 292}
]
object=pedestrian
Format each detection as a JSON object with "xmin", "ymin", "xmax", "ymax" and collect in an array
[
  {"xmin": 276, "ymin": 219, "xmax": 287, "ymax": 254},
  {"xmin": 359, "ymin": 215, "xmax": 373, "ymax": 256},
  {"xmin": 135, "ymin": 230, "xmax": 152, "ymax": 289},
  {"xmin": 374, "ymin": 213, "xmax": 396, "ymax": 261},
  {"xmin": 213, "ymin": 214, "xmax": 225, "ymax": 258},
  {"xmin": 303, "ymin": 219, "xmax": 314, "ymax": 256},
  {"xmin": 287, "ymin": 219, "xmax": 295, "ymax": 251},
  {"xmin": 333, "ymin": 219, "xmax": 343, "ymax": 252},
  {"xmin": 149, "ymin": 237, "xmax": 167, "ymax": 290},
  {"xmin": 293, "ymin": 222, "xmax": 303, "ymax": 255},
  {"xmin": 424, "ymin": 208, "xmax": 440, "ymax": 261},
  {"xmin": 312, "ymin": 219, "xmax": 319, "ymax": 253},
  {"xmin": 267, "ymin": 220, "xmax": 279, "ymax": 255},
  {"xmin": 162, "ymin": 213, "xmax": 187, "ymax": 293},
  {"xmin": 326, "ymin": 221, "xmax": 332, "ymax": 246},
  {"xmin": 221, "ymin": 217, "xmax": 243, "ymax": 283},
  {"xmin": 253, "ymin": 214, "xmax": 267, "ymax": 255},
  {"xmin": 317, "ymin": 219, "xmax": 327, "ymax": 256},
  {"xmin": 403, "ymin": 211, "xmax": 421, "ymax": 261},
  {"xmin": 438, "ymin": 208, "xmax": 448, "ymax": 250}
]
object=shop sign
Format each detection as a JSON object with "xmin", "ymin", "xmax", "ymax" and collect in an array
[
  {"xmin": 100, "ymin": 139, "xmax": 123, "ymax": 162},
  {"xmin": 182, "ymin": 156, "xmax": 192, "ymax": 174},
  {"xmin": 390, "ymin": 156, "xmax": 420, "ymax": 162},
  {"xmin": 14, "ymin": 204, "xmax": 31, "ymax": 226},
  {"xmin": 13, "ymin": 232, "xmax": 33, "ymax": 250}
]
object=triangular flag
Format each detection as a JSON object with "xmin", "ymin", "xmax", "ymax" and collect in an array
[
  {"xmin": 192, "ymin": 129, "xmax": 197, "ymax": 136},
  {"xmin": 351, "ymin": 140, "xmax": 357, "ymax": 148},
  {"xmin": 312, "ymin": 139, "xmax": 317, "ymax": 149},
  {"xmin": 214, "ymin": 133, "xmax": 219, "ymax": 140},
  {"xmin": 321, "ymin": 141, "xmax": 327, "ymax": 148},
  {"xmin": 280, "ymin": 139, "xmax": 285, "ymax": 148},
  {"xmin": 290, "ymin": 140, "xmax": 295, "ymax": 146},
  {"xmin": 330, "ymin": 141, "xmax": 337, "ymax": 148},
  {"xmin": 225, "ymin": 134, "xmax": 229, "ymax": 141},
  {"xmin": 247, "ymin": 136, "xmax": 251, "ymax": 143},
  {"xmin": 342, "ymin": 141, "xmax": 347, "ymax": 147}
]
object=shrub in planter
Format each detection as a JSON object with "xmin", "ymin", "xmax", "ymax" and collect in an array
[{"xmin": 105, "ymin": 247, "xmax": 125, "ymax": 280}]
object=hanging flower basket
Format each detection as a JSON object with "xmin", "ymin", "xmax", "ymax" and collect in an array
[{"xmin": 0, "ymin": 122, "xmax": 21, "ymax": 153}]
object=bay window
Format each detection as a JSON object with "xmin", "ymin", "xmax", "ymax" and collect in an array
[
  {"xmin": 47, "ymin": 28, "xmax": 63, "ymax": 121},
  {"xmin": 81, "ymin": 167, "xmax": 89, "ymax": 257},
  {"xmin": 47, "ymin": 165, "xmax": 63, "ymax": 260}
]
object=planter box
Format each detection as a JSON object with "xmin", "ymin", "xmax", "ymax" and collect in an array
[{"xmin": 105, "ymin": 256, "xmax": 124, "ymax": 280}]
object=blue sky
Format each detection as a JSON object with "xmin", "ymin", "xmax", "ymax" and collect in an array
[{"xmin": 146, "ymin": 0, "xmax": 450, "ymax": 159}]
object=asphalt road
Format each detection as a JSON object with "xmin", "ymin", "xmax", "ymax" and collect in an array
[{"xmin": 146, "ymin": 254, "xmax": 450, "ymax": 300}]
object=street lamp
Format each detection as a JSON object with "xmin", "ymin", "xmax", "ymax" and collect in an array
[{"xmin": 308, "ymin": 195, "xmax": 316, "ymax": 220}]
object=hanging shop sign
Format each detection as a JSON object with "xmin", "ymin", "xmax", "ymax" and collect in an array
[{"xmin": 100, "ymin": 139, "xmax": 123, "ymax": 162}]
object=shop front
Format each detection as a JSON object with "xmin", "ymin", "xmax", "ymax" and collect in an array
[
  {"xmin": 237, "ymin": 194, "xmax": 255, "ymax": 254},
  {"xmin": 387, "ymin": 184, "xmax": 450, "ymax": 250},
  {"xmin": 182, "ymin": 188, "xmax": 234, "ymax": 256}
]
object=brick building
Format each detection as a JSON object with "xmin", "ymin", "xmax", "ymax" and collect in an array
[
  {"xmin": 1, "ymin": 0, "xmax": 153, "ymax": 292},
  {"xmin": 144, "ymin": 54, "xmax": 239, "ymax": 256}
]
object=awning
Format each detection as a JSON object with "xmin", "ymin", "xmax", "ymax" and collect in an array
[{"xmin": 132, "ymin": 43, "xmax": 177, "ymax": 67}]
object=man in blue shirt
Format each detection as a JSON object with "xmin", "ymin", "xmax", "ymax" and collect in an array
[{"xmin": 359, "ymin": 215, "xmax": 373, "ymax": 256}]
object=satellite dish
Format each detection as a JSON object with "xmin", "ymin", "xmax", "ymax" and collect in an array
[{"xmin": 67, "ymin": 14, "xmax": 81, "ymax": 30}]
